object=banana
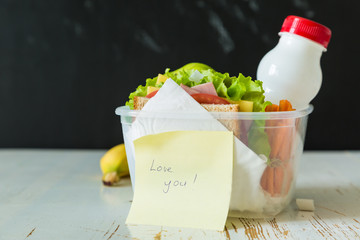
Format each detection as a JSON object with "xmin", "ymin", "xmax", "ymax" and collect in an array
[{"xmin": 100, "ymin": 144, "xmax": 129, "ymax": 186}]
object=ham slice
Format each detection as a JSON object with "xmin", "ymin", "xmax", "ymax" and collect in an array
[
  {"xmin": 180, "ymin": 84, "xmax": 200, "ymax": 95},
  {"xmin": 191, "ymin": 82, "xmax": 218, "ymax": 96}
]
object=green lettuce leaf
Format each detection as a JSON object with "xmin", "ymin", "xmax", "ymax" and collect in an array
[
  {"xmin": 126, "ymin": 64, "xmax": 269, "ymax": 111},
  {"xmin": 125, "ymin": 76, "xmax": 158, "ymax": 109},
  {"xmin": 247, "ymin": 120, "xmax": 271, "ymax": 159}
]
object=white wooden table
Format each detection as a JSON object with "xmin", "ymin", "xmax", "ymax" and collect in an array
[{"xmin": 0, "ymin": 150, "xmax": 360, "ymax": 239}]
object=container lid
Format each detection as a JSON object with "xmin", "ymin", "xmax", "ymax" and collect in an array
[{"xmin": 280, "ymin": 15, "xmax": 331, "ymax": 48}]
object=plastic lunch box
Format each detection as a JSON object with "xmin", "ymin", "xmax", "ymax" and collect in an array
[{"xmin": 116, "ymin": 105, "xmax": 313, "ymax": 217}]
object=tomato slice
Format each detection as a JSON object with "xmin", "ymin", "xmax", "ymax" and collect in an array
[
  {"xmin": 191, "ymin": 93, "xmax": 230, "ymax": 104},
  {"xmin": 146, "ymin": 90, "xmax": 230, "ymax": 104},
  {"xmin": 145, "ymin": 90, "xmax": 159, "ymax": 98}
]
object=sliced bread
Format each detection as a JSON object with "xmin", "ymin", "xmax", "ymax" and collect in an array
[{"xmin": 133, "ymin": 96, "xmax": 243, "ymax": 139}]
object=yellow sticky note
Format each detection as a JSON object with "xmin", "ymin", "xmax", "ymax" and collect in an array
[{"xmin": 126, "ymin": 130, "xmax": 233, "ymax": 230}]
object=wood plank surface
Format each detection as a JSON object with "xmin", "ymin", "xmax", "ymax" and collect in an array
[{"xmin": 0, "ymin": 150, "xmax": 359, "ymax": 239}]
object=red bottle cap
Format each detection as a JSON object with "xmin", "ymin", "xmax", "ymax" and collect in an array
[{"xmin": 280, "ymin": 15, "xmax": 332, "ymax": 48}]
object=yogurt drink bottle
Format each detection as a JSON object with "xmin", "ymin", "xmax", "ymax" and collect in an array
[{"xmin": 257, "ymin": 15, "xmax": 331, "ymax": 109}]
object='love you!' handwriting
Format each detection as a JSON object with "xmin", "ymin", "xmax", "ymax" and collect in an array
[{"xmin": 149, "ymin": 159, "xmax": 198, "ymax": 193}]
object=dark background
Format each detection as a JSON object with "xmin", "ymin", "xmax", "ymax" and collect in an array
[{"xmin": 1, "ymin": 0, "xmax": 359, "ymax": 149}]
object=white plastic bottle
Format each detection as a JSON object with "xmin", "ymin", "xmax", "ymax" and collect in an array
[{"xmin": 257, "ymin": 15, "xmax": 331, "ymax": 109}]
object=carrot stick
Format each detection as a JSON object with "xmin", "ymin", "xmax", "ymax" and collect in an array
[
  {"xmin": 265, "ymin": 104, "xmax": 279, "ymax": 112},
  {"xmin": 274, "ymin": 166, "xmax": 284, "ymax": 195},
  {"xmin": 267, "ymin": 167, "xmax": 275, "ymax": 196},
  {"xmin": 280, "ymin": 123, "xmax": 295, "ymax": 162},
  {"xmin": 283, "ymin": 163, "xmax": 294, "ymax": 194},
  {"xmin": 279, "ymin": 100, "xmax": 295, "ymax": 111},
  {"xmin": 260, "ymin": 167, "xmax": 269, "ymax": 191},
  {"xmin": 265, "ymin": 103, "xmax": 282, "ymax": 159},
  {"xmin": 270, "ymin": 126, "xmax": 286, "ymax": 158},
  {"xmin": 261, "ymin": 100, "xmax": 297, "ymax": 196},
  {"xmin": 267, "ymin": 100, "xmax": 296, "ymax": 160},
  {"xmin": 261, "ymin": 167, "xmax": 275, "ymax": 196},
  {"xmin": 266, "ymin": 127, "xmax": 277, "ymax": 155},
  {"xmin": 274, "ymin": 122, "xmax": 293, "ymax": 161},
  {"xmin": 265, "ymin": 121, "xmax": 276, "ymax": 146}
]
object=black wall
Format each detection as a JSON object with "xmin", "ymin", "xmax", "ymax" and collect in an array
[{"xmin": 1, "ymin": 0, "xmax": 359, "ymax": 149}]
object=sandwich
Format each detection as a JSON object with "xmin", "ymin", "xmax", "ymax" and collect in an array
[
  {"xmin": 126, "ymin": 62, "xmax": 270, "ymax": 141},
  {"xmin": 126, "ymin": 62, "xmax": 270, "ymax": 112}
]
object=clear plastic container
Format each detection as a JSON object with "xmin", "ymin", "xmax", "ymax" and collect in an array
[{"xmin": 115, "ymin": 105, "xmax": 313, "ymax": 218}]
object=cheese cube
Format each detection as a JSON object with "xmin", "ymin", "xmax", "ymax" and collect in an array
[
  {"xmin": 239, "ymin": 100, "xmax": 254, "ymax": 112},
  {"xmin": 147, "ymin": 86, "xmax": 159, "ymax": 95},
  {"xmin": 156, "ymin": 74, "xmax": 168, "ymax": 85},
  {"xmin": 296, "ymin": 198, "xmax": 315, "ymax": 211}
]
